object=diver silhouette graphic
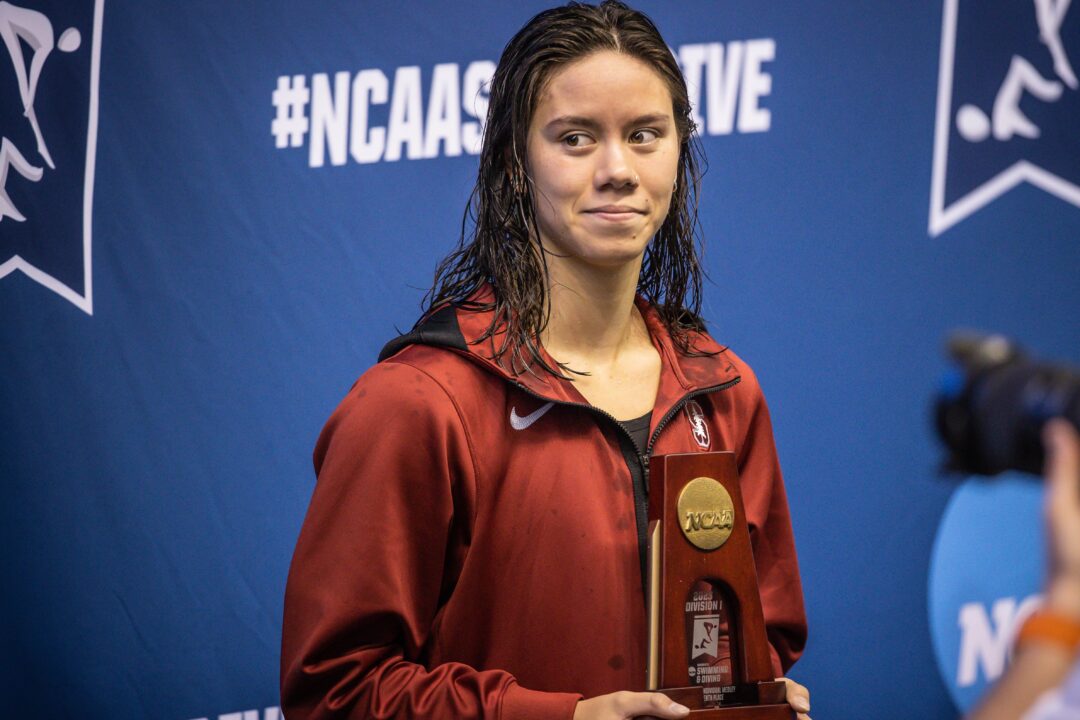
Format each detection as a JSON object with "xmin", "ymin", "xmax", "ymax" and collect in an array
[
  {"xmin": 930, "ymin": 0, "xmax": 1080, "ymax": 235},
  {"xmin": 695, "ymin": 622, "xmax": 717, "ymax": 650},
  {"xmin": 0, "ymin": 1, "xmax": 81, "ymax": 223},
  {"xmin": 0, "ymin": 0, "xmax": 101, "ymax": 315},
  {"xmin": 955, "ymin": 0, "xmax": 1074, "ymax": 143},
  {"xmin": 691, "ymin": 614, "xmax": 721, "ymax": 660},
  {"xmin": 0, "ymin": 137, "xmax": 41, "ymax": 222}
]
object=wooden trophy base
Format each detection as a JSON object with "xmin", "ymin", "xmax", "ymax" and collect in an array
[
  {"xmin": 682, "ymin": 704, "xmax": 794, "ymax": 719},
  {"xmin": 659, "ymin": 681, "xmax": 795, "ymax": 719}
]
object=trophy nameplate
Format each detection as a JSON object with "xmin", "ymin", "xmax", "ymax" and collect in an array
[{"xmin": 646, "ymin": 452, "xmax": 794, "ymax": 719}]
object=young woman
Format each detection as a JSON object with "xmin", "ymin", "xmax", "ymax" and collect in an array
[{"xmin": 281, "ymin": 3, "xmax": 809, "ymax": 719}]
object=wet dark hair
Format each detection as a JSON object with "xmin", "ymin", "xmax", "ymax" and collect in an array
[{"xmin": 423, "ymin": 0, "xmax": 707, "ymax": 376}]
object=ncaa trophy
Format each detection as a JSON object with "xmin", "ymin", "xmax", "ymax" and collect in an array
[{"xmin": 646, "ymin": 451, "xmax": 794, "ymax": 719}]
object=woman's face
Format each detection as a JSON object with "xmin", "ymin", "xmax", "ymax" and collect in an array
[{"xmin": 525, "ymin": 50, "xmax": 680, "ymax": 271}]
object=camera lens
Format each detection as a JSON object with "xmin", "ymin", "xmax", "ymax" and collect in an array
[{"xmin": 935, "ymin": 333, "xmax": 1080, "ymax": 476}]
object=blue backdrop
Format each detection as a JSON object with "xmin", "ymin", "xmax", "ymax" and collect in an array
[{"xmin": 2, "ymin": 1, "xmax": 1079, "ymax": 718}]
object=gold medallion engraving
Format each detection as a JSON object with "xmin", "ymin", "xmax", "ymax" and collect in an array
[{"xmin": 676, "ymin": 477, "xmax": 735, "ymax": 551}]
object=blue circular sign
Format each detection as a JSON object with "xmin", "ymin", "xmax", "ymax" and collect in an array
[{"xmin": 928, "ymin": 475, "xmax": 1045, "ymax": 713}]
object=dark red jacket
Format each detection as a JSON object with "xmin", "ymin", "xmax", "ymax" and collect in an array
[{"xmin": 281, "ymin": 298, "xmax": 806, "ymax": 719}]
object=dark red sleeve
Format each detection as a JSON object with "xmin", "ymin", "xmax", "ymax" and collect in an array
[
  {"xmin": 281, "ymin": 361, "xmax": 580, "ymax": 720},
  {"xmin": 731, "ymin": 363, "xmax": 808, "ymax": 677}
]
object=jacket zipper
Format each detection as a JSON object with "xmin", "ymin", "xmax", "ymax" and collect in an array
[
  {"xmin": 640, "ymin": 377, "xmax": 742, "ymax": 484},
  {"xmin": 513, "ymin": 377, "xmax": 742, "ymax": 598}
]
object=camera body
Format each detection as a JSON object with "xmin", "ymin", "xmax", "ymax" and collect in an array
[{"xmin": 935, "ymin": 333, "xmax": 1080, "ymax": 476}]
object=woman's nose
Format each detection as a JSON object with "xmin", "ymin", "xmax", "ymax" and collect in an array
[{"xmin": 595, "ymin": 143, "xmax": 637, "ymax": 190}]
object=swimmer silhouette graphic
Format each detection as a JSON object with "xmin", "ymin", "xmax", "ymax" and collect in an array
[{"xmin": 0, "ymin": 1, "xmax": 81, "ymax": 222}]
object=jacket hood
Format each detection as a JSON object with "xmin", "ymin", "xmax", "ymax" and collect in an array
[{"xmin": 378, "ymin": 304, "xmax": 468, "ymax": 363}]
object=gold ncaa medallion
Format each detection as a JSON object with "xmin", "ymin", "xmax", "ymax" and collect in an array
[{"xmin": 677, "ymin": 476, "xmax": 735, "ymax": 551}]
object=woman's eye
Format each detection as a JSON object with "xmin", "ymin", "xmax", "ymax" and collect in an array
[
  {"xmin": 630, "ymin": 129, "xmax": 660, "ymax": 143},
  {"xmin": 562, "ymin": 133, "xmax": 594, "ymax": 148}
]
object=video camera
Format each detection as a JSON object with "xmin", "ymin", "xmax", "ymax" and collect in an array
[{"xmin": 935, "ymin": 333, "xmax": 1080, "ymax": 476}]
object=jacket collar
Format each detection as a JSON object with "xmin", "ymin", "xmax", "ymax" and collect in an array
[{"xmin": 379, "ymin": 286, "xmax": 740, "ymax": 411}]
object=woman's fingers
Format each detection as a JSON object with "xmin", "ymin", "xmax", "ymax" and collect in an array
[
  {"xmin": 1043, "ymin": 419, "xmax": 1080, "ymax": 614},
  {"xmin": 574, "ymin": 690, "xmax": 690, "ymax": 720},
  {"xmin": 578, "ymin": 681, "xmax": 814, "ymax": 720},
  {"xmin": 777, "ymin": 676, "xmax": 811, "ymax": 715},
  {"xmin": 617, "ymin": 691, "xmax": 691, "ymax": 718}
]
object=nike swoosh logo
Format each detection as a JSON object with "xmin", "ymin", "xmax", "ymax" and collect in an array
[{"xmin": 510, "ymin": 402, "xmax": 555, "ymax": 430}]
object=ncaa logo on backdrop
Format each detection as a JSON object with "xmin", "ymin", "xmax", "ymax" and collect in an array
[
  {"xmin": 0, "ymin": 0, "xmax": 103, "ymax": 314},
  {"xmin": 930, "ymin": 0, "xmax": 1080, "ymax": 236},
  {"xmin": 927, "ymin": 475, "xmax": 1045, "ymax": 713}
]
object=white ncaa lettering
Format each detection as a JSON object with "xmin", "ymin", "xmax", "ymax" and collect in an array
[
  {"xmin": 351, "ymin": 68, "xmax": 388, "ymax": 164},
  {"xmin": 462, "ymin": 60, "xmax": 495, "ymax": 153},
  {"xmin": 309, "ymin": 71, "xmax": 349, "ymax": 167},
  {"xmin": 510, "ymin": 402, "xmax": 554, "ymax": 431},
  {"xmin": 299, "ymin": 61, "xmax": 495, "ymax": 167},
  {"xmin": 956, "ymin": 594, "xmax": 1042, "ymax": 687},
  {"xmin": 423, "ymin": 62, "xmax": 462, "ymax": 158},
  {"xmin": 384, "ymin": 65, "xmax": 423, "ymax": 162},
  {"xmin": 286, "ymin": 38, "xmax": 774, "ymax": 167}
]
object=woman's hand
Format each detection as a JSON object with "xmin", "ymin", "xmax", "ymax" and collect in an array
[
  {"xmin": 778, "ymin": 676, "xmax": 811, "ymax": 720},
  {"xmin": 964, "ymin": 420, "xmax": 1080, "ymax": 720},
  {"xmin": 1044, "ymin": 419, "xmax": 1080, "ymax": 620},
  {"xmin": 573, "ymin": 680, "xmax": 811, "ymax": 720},
  {"xmin": 573, "ymin": 691, "xmax": 689, "ymax": 720}
]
